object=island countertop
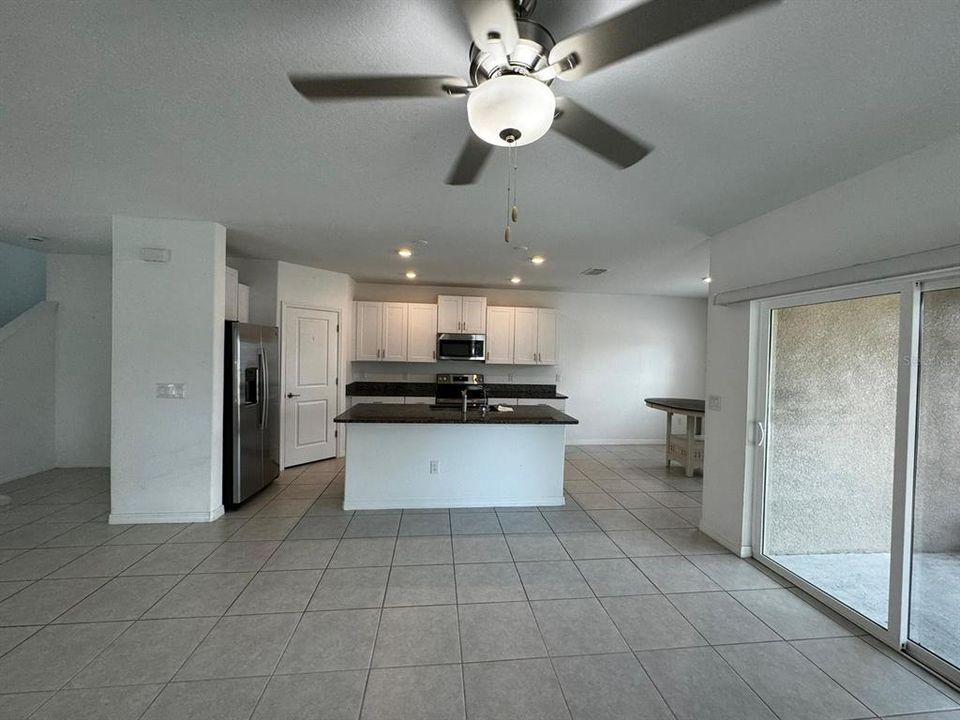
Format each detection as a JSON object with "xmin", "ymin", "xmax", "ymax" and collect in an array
[
  {"xmin": 346, "ymin": 381, "xmax": 567, "ymax": 400},
  {"xmin": 334, "ymin": 403, "xmax": 578, "ymax": 425}
]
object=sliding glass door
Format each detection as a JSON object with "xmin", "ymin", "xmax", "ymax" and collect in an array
[
  {"xmin": 907, "ymin": 282, "xmax": 960, "ymax": 675},
  {"xmin": 760, "ymin": 292, "xmax": 901, "ymax": 627},
  {"xmin": 754, "ymin": 274, "xmax": 960, "ymax": 684}
]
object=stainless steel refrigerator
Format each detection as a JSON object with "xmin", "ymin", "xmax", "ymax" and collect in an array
[{"xmin": 224, "ymin": 322, "xmax": 280, "ymax": 506}]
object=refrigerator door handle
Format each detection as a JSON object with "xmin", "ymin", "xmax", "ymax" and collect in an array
[{"xmin": 258, "ymin": 350, "xmax": 268, "ymax": 429}]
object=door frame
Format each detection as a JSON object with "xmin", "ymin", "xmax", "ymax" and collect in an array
[
  {"xmin": 749, "ymin": 268, "xmax": 960, "ymax": 685},
  {"xmin": 902, "ymin": 275, "xmax": 960, "ymax": 685},
  {"xmin": 279, "ymin": 302, "xmax": 341, "ymax": 469}
]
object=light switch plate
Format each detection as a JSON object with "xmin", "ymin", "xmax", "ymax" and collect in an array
[
  {"xmin": 156, "ymin": 383, "xmax": 185, "ymax": 399},
  {"xmin": 140, "ymin": 247, "xmax": 171, "ymax": 263},
  {"xmin": 708, "ymin": 395, "xmax": 722, "ymax": 412}
]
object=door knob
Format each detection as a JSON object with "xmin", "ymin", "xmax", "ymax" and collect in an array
[{"xmin": 287, "ymin": 393, "xmax": 301, "ymax": 398}]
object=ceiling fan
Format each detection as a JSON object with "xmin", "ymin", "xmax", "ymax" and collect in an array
[{"xmin": 289, "ymin": 0, "xmax": 776, "ymax": 185}]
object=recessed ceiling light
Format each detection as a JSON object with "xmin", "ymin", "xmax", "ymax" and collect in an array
[
  {"xmin": 397, "ymin": 248, "xmax": 412, "ymax": 258},
  {"xmin": 529, "ymin": 255, "xmax": 545, "ymax": 265},
  {"xmin": 702, "ymin": 276, "xmax": 713, "ymax": 283},
  {"xmin": 405, "ymin": 270, "xmax": 417, "ymax": 279},
  {"xmin": 510, "ymin": 276, "xmax": 522, "ymax": 284}
]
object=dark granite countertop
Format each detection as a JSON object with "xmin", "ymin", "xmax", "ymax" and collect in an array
[
  {"xmin": 644, "ymin": 397, "xmax": 705, "ymax": 415},
  {"xmin": 346, "ymin": 381, "xmax": 567, "ymax": 400},
  {"xmin": 334, "ymin": 403, "xmax": 578, "ymax": 425}
]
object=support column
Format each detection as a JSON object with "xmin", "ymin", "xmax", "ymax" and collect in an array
[{"xmin": 109, "ymin": 216, "xmax": 226, "ymax": 524}]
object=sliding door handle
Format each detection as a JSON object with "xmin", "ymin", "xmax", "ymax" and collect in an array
[
  {"xmin": 755, "ymin": 420, "xmax": 766, "ymax": 447},
  {"xmin": 286, "ymin": 393, "xmax": 300, "ymax": 398}
]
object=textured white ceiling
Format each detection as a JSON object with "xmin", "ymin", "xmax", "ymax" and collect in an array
[{"xmin": 1, "ymin": 0, "xmax": 958, "ymax": 296}]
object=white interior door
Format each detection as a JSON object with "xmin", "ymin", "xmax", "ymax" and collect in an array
[{"xmin": 284, "ymin": 306, "xmax": 339, "ymax": 466}]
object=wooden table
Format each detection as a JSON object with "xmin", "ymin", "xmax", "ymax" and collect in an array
[{"xmin": 644, "ymin": 398, "xmax": 705, "ymax": 477}]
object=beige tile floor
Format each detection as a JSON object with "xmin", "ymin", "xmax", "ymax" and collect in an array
[{"xmin": 0, "ymin": 446, "xmax": 958, "ymax": 719}]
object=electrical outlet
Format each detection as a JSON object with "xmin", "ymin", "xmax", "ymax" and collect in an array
[
  {"xmin": 555, "ymin": 372, "xmax": 561, "ymax": 383},
  {"xmin": 507, "ymin": 373, "xmax": 514, "ymax": 382},
  {"xmin": 156, "ymin": 383, "xmax": 185, "ymax": 399},
  {"xmin": 429, "ymin": 460, "xmax": 439, "ymax": 475},
  {"xmin": 708, "ymin": 395, "xmax": 722, "ymax": 412}
]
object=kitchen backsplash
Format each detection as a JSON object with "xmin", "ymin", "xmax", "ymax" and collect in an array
[{"xmin": 352, "ymin": 361, "xmax": 561, "ymax": 386}]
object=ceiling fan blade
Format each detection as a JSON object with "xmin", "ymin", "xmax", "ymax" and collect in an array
[
  {"xmin": 549, "ymin": 0, "xmax": 777, "ymax": 81},
  {"xmin": 289, "ymin": 75, "xmax": 470, "ymax": 100},
  {"xmin": 446, "ymin": 133, "xmax": 494, "ymax": 185},
  {"xmin": 551, "ymin": 98, "xmax": 651, "ymax": 169},
  {"xmin": 460, "ymin": 0, "xmax": 520, "ymax": 56}
]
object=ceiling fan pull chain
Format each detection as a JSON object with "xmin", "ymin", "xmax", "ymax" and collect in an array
[
  {"xmin": 511, "ymin": 144, "xmax": 519, "ymax": 223},
  {"xmin": 504, "ymin": 141, "xmax": 513, "ymax": 242}
]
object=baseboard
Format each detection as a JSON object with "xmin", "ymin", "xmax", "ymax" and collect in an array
[
  {"xmin": 345, "ymin": 496, "xmax": 565, "ymax": 511},
  {"xmin": 109, "ymin": 505, "xmax": 225, "ymax": 525},
  {"xmin": 572, "ymin": 438, "xmax": 662, "ymax": 446},
  {"xmin": 698, "ymin": 520, "xmax": 752, "ymax": 558}
]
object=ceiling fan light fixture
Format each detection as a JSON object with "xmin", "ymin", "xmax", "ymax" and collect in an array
[{"xmin": 467, "ymin": 75, "xmax": 555, "ymax": 147}]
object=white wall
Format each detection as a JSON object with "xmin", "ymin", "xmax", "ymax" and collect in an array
[
  {"xmin": 277, "ymin": 261, "xmax": 354, "ymax": 461},
  {"xmin": 354, "ymin": 283, "xmax": 708, "ymax": 444},
  {"xmin": 703, "ymin": 133, "xmax": 960, "ymax": 555},
  {"xmin": 0, "ymin": 242, "xmax": 46, "ymax": 327},
  {"xmin": 0, "ymin": 302, "xmax": 57, "ymax": 483},
  {"xmin": 110, "ymin": 217, "xmax": 226, "ymax": 523},
  {"xmin": 46, "ymin": 254, "xmax": 112, "ymax": 467}
]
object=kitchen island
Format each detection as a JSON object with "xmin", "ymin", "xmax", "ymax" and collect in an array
[{"xmin": 334, "ymin": 404, "xmax": 578, "ymax": 510}]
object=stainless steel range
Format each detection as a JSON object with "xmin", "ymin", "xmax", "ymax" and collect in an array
[{"xmin": 435, "ymin": 373, "xmax": 487, "ymax": 408}]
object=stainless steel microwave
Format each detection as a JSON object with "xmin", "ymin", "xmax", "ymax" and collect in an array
[{"xmin": 437, "ymin": 333, "xmax": 486, "ymax": 361}]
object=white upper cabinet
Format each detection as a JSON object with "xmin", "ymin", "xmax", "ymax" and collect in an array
[
  {"xmin": 437, "ymin": 295, "xmax": 486, "ymax": 333},
  {"xmin": 225, "ymin": 266, "xmax": 239, "ymax": 322},
  {"xmin": 486, "ymin": 306, "xmax": 516, "ymax": 364},
  {"xmin": 509, "ymin": 307, "xmax": 558, "ymax": 365},
  {"xmin": 437, "ymin": 295, "xmax": 462, "ymax": 333},
  {"xmin": 407, "ymin": 303, "xmax": 438, "ymax": 362},
  {"xmin": 461, "ymin": 296, "xmax": 487, "ymax": 333},
  {"xmin": 355, "ymin": 296, "xmax": 555, "ymax": 365},
  {"xmin": 513, "ymin": 307, "xmax": 539, "ymax": 365},
  {"xmin": 536, "ymin": 308, "xmax": 558, "ymax": 365},
  {"xmin": 355, "ymin": 301, "xmax": 383, "ymax": 361},
  {"xmin": 355, "ymin": 301, "xmax": 436, "ymax": 362},
  {"xmin": 381, "ymin": 302, "xmax": 408, "ymax": 362}
]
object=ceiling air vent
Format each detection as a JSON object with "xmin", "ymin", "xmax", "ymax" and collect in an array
[{"xmin": 580, "ymin": 268, "xmax": 608, "ymax": 276}]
